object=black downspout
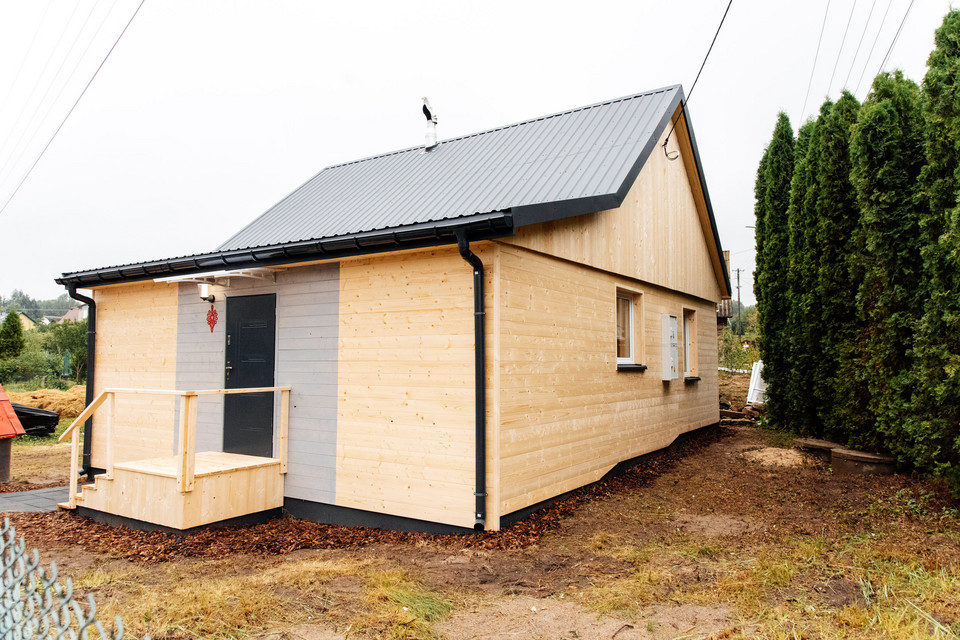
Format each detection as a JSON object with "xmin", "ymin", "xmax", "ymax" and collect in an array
[
  {"xmin": 455, "ymin": 230, "xmax": 487, "ymax": 531},
  {"xmin": 66, "ymin": 286, "xmax": 95, "ymax": 476}
]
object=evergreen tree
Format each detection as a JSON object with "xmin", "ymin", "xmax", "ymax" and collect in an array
[
  {"xmin": 782, "ymin": 119, "xmax": 816, "ymax": 433},
  {"xmin": 753, "ymin": 148, "xmax": 771, "ymax": 314},
  {"xmin": 813, "ymin": 91, "xmax": 863, "ymax": 440},
  {"xmin": 754, "ymin": 113, "xmax": 795, "ymax": 428},
  {"xmin": 911, "ymin": 10, "xmax": 960, "ymax": 487},
  {"xmin": 795, "ymin": 103, "xmax": 835, "ymax": 436},
  {"xmin": 849, "ymin": 71, "xmax": 925, "ymax": 452},
  {"xmin": 0, "ymin": 308, "xmax": 26, "ymax": 359}
]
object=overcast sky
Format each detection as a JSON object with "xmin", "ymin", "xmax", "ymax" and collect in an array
[{"xmin": 0, "ymin": 0, "xmax": 954, "ymax": 306}]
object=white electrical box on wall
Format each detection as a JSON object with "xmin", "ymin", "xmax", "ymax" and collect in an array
[{"xmin": 662, "ymin": 314, "xmax": 679, "ymax": 381}]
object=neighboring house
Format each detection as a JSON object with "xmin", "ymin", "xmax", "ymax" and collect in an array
[
  {"xmin": 56, "ymin": 85, "xmax": 730, "ymax": 533},
  {"xmin": 0, "ymin": 311, "xmax": 35, "ymax": 331},
  {"xmin": 59, "ymin": 305, "xmax": 88, "ymax": 323}
]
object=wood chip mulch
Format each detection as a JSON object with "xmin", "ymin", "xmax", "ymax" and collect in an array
[
  {"xmin": 6, "ymin": 427, "xmax": 724, "ymax": 564},
  {"xmin": 0, "ymin": 482, "xmax": 65, "ymax": 493}
]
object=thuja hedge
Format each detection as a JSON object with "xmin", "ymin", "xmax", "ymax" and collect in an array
[{"xmin": 753, "ymin": 10, "xmax": 960, "ymax": 492}]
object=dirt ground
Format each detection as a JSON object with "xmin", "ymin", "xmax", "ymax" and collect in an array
[{"xmin": 7, "ymin": 420, "xmax": 960, "ymax": 639}]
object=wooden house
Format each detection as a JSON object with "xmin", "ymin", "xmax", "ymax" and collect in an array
[{"xmin": 56, "ymin": 86, "xmax": 730, "ymax": 533}]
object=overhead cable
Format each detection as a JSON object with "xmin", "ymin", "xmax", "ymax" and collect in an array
[
  {"xmin": 855, "ymin": 0, "xmax": 895, "ymax": 95},
  {"xmin": 662, "ymin": 0, "xmax": 733, "ymax": 156},
  {"xmin": 0, "ymin": 0, "xmax": 148, "ymax": 217},
  {"xmin": 801, "ymin": 0, "xmax": 833, "ymax": 119}
]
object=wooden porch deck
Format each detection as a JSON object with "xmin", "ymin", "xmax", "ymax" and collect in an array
[{"xmin": 64, "ymin": 451, "xmax": 283, "ymax": 530}]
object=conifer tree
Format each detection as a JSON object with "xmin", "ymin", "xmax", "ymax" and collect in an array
[
  {"xmin": 812, "ymin": 91, "xmax": 862, "ymax": 440},
  {"xmin": 911, "ymin": 10, "xmax": 960, "ymax": 486},
  {"xmin": 0, "ymin": 309, "xmax": 26, "ymax": 359},
  {"xmin": 782, "ymin": 120, "xmax": 816, "ymax": 433},
  {"xmin": 754, "ymin": 113, "xmax": 795, "ymax": 428},
  {"xmin": 849, "ymin": 71, "xmax": 924, "ymax": 451}
]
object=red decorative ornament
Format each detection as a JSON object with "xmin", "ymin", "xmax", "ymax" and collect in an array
[{"xmin": 206, "ymin": 305, "xmax": 218, "ymax": 333}]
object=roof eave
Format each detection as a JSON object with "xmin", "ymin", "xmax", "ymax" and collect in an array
[{"xmin": 56, "ymin": 211, "xmax": 514, "ymax": 289}]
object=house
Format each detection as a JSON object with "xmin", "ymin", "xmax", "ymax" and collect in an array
[
  {"xmin": 0, "ymin": 311, "xmax": 35, "ymax": 331},
  {"xmin": 58, "ymin": 305, "xmax": 89, "ymax": 323},
  {"xmin": 55, "ymin": 85, "xmax": 730, "ymax": 533}
]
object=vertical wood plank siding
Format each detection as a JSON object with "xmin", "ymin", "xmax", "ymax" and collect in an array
[{"xmin": 91, "ymin": 282, "xmax": 179, "ymax": 468}]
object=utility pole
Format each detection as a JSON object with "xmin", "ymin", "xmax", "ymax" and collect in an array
[{"xmin": 735, "ymin": 268, "xmax": 742, "ymax": 336}]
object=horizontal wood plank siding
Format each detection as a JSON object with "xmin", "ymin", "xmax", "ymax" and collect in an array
[
  {"xmin": 495, "ymin": 245, "xmax": 718, "ymax": 517},
  {"xmin": 504, "ymin": 126, "xmax": 722, "ymax": 303},
  {"xmin": 91, "ymin": 282, "xmax": 179, "ymax": 468},
  {"xmin": 336, "ymin": 247, "xmax": 478, "ymax": 529}
]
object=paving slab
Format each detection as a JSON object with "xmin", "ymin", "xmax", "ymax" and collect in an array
[{"xmin": 0, "ymin": 486, "xmax": 69, "ymax": 512}]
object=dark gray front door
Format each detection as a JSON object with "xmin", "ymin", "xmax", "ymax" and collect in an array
[{"xmin": 223, "ymin": 294, "xmax": 276, "ymax": 457}]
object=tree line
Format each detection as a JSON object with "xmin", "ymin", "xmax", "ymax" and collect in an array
[
  {"xmin": 0, "ymin": 301, "xmax": 87, "ymax": 387},
  {"xmin": 754, "ymin": 11, "xmax": 960, "ymax": 490}
]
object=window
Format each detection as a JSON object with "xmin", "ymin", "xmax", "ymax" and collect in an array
[
  {"xmin": 683, "ymin": 308, "xmax": 698, "ymax": 379},
  {"xmin": 616, "ymin": 288, "xmax": 646, "ymax": 371}
]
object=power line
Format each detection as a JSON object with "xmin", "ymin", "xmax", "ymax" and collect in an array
[
  {"xmin": 827, "ymin": 0, "xmax": 859, "ymax": 95},
  {"xmin": 0, "ymin": 0, "xmax": 148, "ymax": 217},
  {"xmin": 877, "ymin": 0, "xmax": 915, "ymax": 76},
  {"xmin": 843, "ymin": 0, "xmax": 878, "ymax": 90},
  {"xmin": 662, "ymin": 0, "xmax": 733, "ymax": 154},
  {"xmin": 0, "ymin": 0, "xmax": 106, "ymax": 185},
  {"xmin": 0, "ymin": 0, "xmax": 55, "ymax": 118},
  {"xmin": 855, "ymin": 0, "xmax": 895, "ymax": 95},
  {"xmin": 801, "ymin": 0, "xmax": 833, "ymax": 119}
]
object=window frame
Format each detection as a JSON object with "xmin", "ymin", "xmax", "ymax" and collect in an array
[
  {"xmin": 616, "ymin": 286, "xmax": 645, "ymax": 371},
  {"xmin": 682, "ymin": 307, "xmax": 698, "ymax": 380}
]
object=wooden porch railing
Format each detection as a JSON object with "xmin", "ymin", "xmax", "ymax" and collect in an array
[{"xmin": 59, "ymin": 386, "xmax": 291, "ymax": 509}]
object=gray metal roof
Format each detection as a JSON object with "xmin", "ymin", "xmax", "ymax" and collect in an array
[{"xmin": 218, "ymin": 86, "xmax": 683, "ymax": 251}]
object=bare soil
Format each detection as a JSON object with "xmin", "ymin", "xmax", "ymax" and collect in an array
[{"xmin": 6, "ymin": 420, "xmax": 960, "ymax": 639}]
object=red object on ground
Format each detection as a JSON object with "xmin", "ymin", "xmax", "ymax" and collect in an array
[{"xmin": 0, "ymin": 385, "xmax": 26, "ymax": 439}]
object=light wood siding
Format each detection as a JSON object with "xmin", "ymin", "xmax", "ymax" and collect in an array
[
  {"xmin": 504, "ymin": 124, "xmax": 723, "ymax": 303},
  {"xmin": 495, "ymin": 244, "xmax": 718, "ymax": 517},
  {"xmin": 336, "ymin": 247, "xmax": 479, "ymax": 529},
  {"xmin": 91, "ymin": 282, "xmax": 179, "ymax": 468}
]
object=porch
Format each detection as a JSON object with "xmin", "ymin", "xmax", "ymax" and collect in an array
[{"xmin": 58, "ymin": 386, "xmax": 290, "ymax": 530}]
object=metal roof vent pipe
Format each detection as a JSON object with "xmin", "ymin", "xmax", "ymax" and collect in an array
[{"xmin": 422, "ymin": 97, "xmax": 438, "ymax": 151}]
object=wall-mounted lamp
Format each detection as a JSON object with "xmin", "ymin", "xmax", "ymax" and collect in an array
[{"xmin": 198, "ymin": 283, "xmax": 215, "ymax": 303}]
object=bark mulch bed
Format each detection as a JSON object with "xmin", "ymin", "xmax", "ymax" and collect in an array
[
  {"xmin": 0, "ymin": 482, "xmax": 65, "ymax": 493},
  {"xmin": 7, "ymin": 427, "xmax": 724, "ymax": 563}
]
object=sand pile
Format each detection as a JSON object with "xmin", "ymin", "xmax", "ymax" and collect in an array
[{"xmin": 7, "ymin": 386, "xmax": 86, "ymax": 418}]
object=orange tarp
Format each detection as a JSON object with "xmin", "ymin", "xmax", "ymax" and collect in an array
[{"xmin": 0, "ymin": 385, "xmax": 26, "ymax": 439}]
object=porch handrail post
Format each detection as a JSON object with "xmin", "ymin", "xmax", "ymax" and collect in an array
[
  {"xmin": 177, "ymin": 392, "xmax": 198, "ymax": 493},
  {"xmin": 68, "ymin": 426, "xmax": 80, "ymax": 509},
  {"xmin": 279, "ymin": 389, "xmax": 289, "ymax": 473},
  {"xmin": 105, "ymin": 391, "xmax": 115, "ymax": 477}
]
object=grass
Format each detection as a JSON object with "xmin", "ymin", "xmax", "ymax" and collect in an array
[
  {"xmin": 13, "ymin": 417, "xmax": 74, "ymax": 447},
  {"xmin": 75, "ymin": 555, "xmax": 456, "ymax": 639}
]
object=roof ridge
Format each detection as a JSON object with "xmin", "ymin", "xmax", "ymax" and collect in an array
[{"xmin": 321, "ymin": 85, "xmax": 682, "ymax": 171}]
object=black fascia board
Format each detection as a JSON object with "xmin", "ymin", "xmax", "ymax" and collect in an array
[
  {"xmin": 56, "ymin": 211, "xmax": 514, "ymax": 288},
  {"xmin": 512, "ymin": 88, "xmax": 682, "ymax": 228},
  {"xmin": 675, "ymin": 101, "xmax": 731, "ymax": 296}
]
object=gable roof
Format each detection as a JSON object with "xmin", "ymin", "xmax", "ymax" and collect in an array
[
  {"xmin": 219, "ymin": 86, "xmax": 682, "ymax": 251},
  {"xmin": 57, "ymin": 85, "xmax": 728, "ymax": 293}
]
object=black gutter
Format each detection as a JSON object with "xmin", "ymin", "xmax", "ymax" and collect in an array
[
  {"xmin": 455, "ymin": 229, "xmax": 487, "ymax": 531},
  {"xmin": 56, "ymin": 212, "xmax": 514, "ymax": 288},
  {"xmin": 66, "ymin": 285, "xmax": 95, "ymax": 475}
]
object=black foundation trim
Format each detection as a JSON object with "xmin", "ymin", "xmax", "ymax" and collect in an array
[
  {"xmin": 75, "ymin": 506, "xmax": 282, "ymax": 534},
  {"xmin": 283, "ymin": 498, "xmax": 475, "ymax": 535}
]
